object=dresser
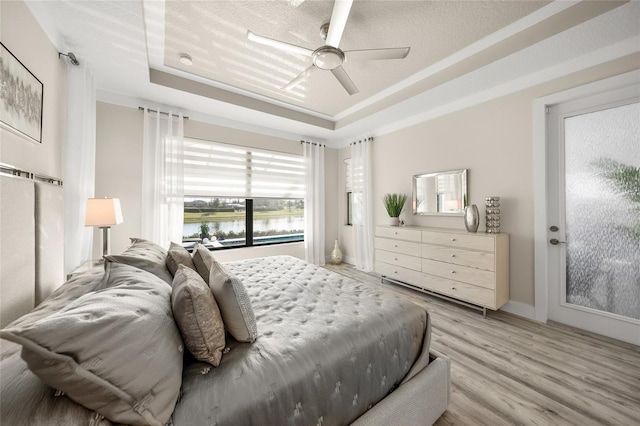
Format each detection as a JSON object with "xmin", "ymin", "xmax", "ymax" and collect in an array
[{"xmin": 375, "ymin": 226, "xmax": 509, "ymax": 316}]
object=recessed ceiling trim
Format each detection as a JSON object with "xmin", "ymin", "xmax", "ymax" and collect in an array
[
  {"xmin": 332, "ymin": 0, "xmax": 577, "ymax": 121},
  {"xmin": 149, "ymin": 69, "xmax": 335, "ymax": 130},
  {"xmin": 142, "ymin": 0, "xmax": 336, "ymax": 122},
  {"xmin": 335, "ymin": 0, "xmax": 629, "ymax": 129}
]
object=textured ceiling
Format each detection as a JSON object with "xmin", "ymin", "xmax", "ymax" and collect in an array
[
  {"xmin": 164, "ymin": 1, "xmax": 549, "ymax": 116},
  {"xmin": 22, "ymin": 0, "xmax": 638, "ymax": 146}
]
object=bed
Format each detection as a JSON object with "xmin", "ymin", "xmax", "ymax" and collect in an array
[{"xmin": 0, "ymin": 173, "xmax": 450, "ymax": 426}]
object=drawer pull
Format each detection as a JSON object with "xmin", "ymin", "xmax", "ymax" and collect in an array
[
  {"xmin": 394, "ymin": 257, "xmax": 398, "ymax": 261},
  {"xmin": 394, "ymin": 244, "xmax": 398, "ymax": 248},
  {"xmin": 451, "ymin": 254, "xmax": 456, "ymax": 258},
  {"xmin": 451, "ymin": 270, "xmax": 456, "ymax": 274},
  {"xmin": 451, "ymin": 287, "xmax": 456, "ymax": 290},
  {"xmin": 394, "ymin": 232, "xmax": 398, "ymax": 235},
  {"xmin": 394, "ymin": 271, "xmax": 398, "ymax": 274},
  {"xmin": 451, "ymin": 238, "xmax": 456, "ymax": 242}
]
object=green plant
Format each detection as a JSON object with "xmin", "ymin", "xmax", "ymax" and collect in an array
[
  {"xmin": 382, "ymin": 193, "xmax": 408, "ymax": 217},
  {"xmin": 199, "ymin": 222, "xmax": 210, "ymax": 236},
  {"xmin": 592, "ymin": 158, "xmax": 640, "ymax": 238}
]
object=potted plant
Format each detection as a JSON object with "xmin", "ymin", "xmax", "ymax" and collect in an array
[
  {"xmin": 383, "ymin": 193, "xmax": 408, "ymax": 226},
  {"xmin": 199, "ymin": 222, "xmax": 210, "ymax": 240}
]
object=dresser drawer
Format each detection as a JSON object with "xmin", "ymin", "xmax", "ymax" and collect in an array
[
  {"xmin": 422, "ymin": 258, "xmax": 495, "ymax": 290},
  {"xmin": 376, "ymin": 249, "xmax": 421, "ymax": 271},
  {"xmin": 422, "ymin": 244, "xmax": 495, "ymax": 271},
  {"xmin": 375, "ymin": 237, "xmax": 421, "ymax": 256},
  {"xmin": 422, "ymin": 230, "xmax": 494, "ymax": 251},
  {"xmin": 422, "ymin": 274, "xmax": 496, "ymax": 308},
  {"xmin": 375, "ymin": 261, "xmax": 426, "ymax": 286},
  {"xmin": 376, "ymin": 226, "xmax": 422, "ymax": 242}
]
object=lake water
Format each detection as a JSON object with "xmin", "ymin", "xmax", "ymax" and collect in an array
[{"xmin": 183, "ymin": 215, "xmax": 304, "ymax": 236}]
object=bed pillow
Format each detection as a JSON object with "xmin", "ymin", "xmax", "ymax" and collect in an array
[
  {"xmin": 172, "ymin": 265, "xmax": 226, "ymax": 366},
  {"xmin": 208, "ymin": 258, "xmax": 258, "ymax": 343},
  {"xmin": 0, "ymin": 262, "xmax": 184, "ymax": 426},
  {"xmin": 191, "ymin": 243, "xmax": 214, "ymax": 283},
  {"xmin": 5, "ymin": 266, "xmax": 106, "ymax": 330},
  {"xmin": 104, "ymin": 237, "xmax": 172, "ymax": 284},
  {"xmin": 166, "ymin": 241, "xmax": 197, "ymax": 276}
]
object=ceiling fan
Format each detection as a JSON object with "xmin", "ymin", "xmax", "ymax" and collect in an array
[{"xmin": 246, "ymin": 0, "xmax": 410, "ymax": 95}]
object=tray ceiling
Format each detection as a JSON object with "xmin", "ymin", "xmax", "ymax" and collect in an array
[
  {"xmin": 163, "ymin": 1, "xmax": 549, "ymax": 117},
  {"xmin": 22, "ymin": 1, "xmax": 637, "ymax": 146}
]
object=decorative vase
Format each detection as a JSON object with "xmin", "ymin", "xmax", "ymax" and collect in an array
[
  {"xmin": 464, "ymin": 204, "xmax": 480, "ymax": 232},
  {"xmin": 485, "ymin": 196, "xmax": 501, "ymax": 234},
  {"xmin": 331, "ymin": 240, "xmax": 343, "ymax": 265},
  {"xmin": 390, "ymin": 217, "xmax": 400, "ymax": 226}
]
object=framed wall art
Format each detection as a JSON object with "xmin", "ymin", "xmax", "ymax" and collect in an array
[{"xmin": 0, "ymin": 42, "xmax": 43, "ymax": 144}]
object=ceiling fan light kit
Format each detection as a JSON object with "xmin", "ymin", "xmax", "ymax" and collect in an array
[{"xmin": 246, "ymin": 0, "xmax": 410, "ymax": 96}]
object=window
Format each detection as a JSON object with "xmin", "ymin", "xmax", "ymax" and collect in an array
[
  {"xmin": 345, "ymin": 158, "xmax": 353, "ymax": 225},
  {"xmin": 182, "ymin": 140, "xmax": 305, "ymax": 249}
]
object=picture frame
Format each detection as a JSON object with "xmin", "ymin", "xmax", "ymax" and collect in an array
[{"xmin": 0, "ymin": 42, "xmax": 43, "ymax": 144}]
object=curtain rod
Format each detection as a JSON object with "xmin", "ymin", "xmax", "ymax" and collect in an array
[
  {"xmin": 349, "ymin": 137, "xmax": 373, "ymax": 145},
  {"xmin": 300, "ymin": 140, "xmax": 325, "ymax": 147},
  {"xmin": 0, "ymin": 162, "xmax": 63, "ymax": 186},
  {"xmin": 138, "ymin": 107, "xmax": 189, "ymax": 120}
]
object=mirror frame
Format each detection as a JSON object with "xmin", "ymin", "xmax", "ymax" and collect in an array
[{"xmin": 412, "ymin": 169, "xmax": 468, "ymax": 216}]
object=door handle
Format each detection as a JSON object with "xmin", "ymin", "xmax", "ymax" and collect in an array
[{"xmin": 549, "ymin": 239, "xmax": 567, "ymax": 245}]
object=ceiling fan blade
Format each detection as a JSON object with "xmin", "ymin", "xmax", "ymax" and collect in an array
[
  {"xmin": 283, "ymin": 65, "xmax": 318, "ymax": 91},
  {"xmin": 247, "ymin": 30, "xmax": 314, "ymax": 57},
  {"xmin": 345, "ymin": 47, "xmax": 411, "ymax": 61},
  {"xmin": 325, "ymin": 0, "xmax": 354, "ymax": 48},
  {"xmin": 331, "ymin": 65, "xmax": 359, "ymax": 95}
]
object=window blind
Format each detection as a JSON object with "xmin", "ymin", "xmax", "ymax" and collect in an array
[
  {"xmin": 345, "ymin": 158, "xmax": 353, "ymax": 192},
  {"xmin": 183, "ymin": 139, "xmax": 305, "ymax": 198}
]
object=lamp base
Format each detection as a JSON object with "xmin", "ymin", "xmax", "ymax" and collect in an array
[{"xmin": 99, "ymin": 226, "xmax": 111, "ymax": 257}]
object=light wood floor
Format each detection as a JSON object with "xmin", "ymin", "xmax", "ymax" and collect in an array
[{"xmin": 323, "ymin": 263, "xmax": 640, "ymax": 426}]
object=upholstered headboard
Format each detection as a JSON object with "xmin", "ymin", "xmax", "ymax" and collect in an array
[{"xmin": 0, "ymin": 171, "xmax": 64, "ymax": 328}]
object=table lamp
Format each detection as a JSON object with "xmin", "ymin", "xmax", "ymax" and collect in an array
[{"xmin": 85, "ymin": 198, "xmax": 124, "ymax": 257}]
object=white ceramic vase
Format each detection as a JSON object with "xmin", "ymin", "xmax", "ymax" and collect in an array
[
  {"xmin": 389, "ymin": 217, "xmax": 400, "ymax": 226},
  {"xmin": 331, "ymin": 240, "xmax": 343, "ymax": 265}
]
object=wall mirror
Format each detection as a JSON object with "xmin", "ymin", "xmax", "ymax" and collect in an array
[{"xmin": 412, "ymin": 169, "xmax": 468, "ymax": 216}]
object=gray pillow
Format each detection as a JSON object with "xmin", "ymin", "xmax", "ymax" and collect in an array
[
  {"xmin": 0, "ymin": 262, "xmax": 184, "ymax": 426},
  {"xmin": 6, "ymin": 267, "xmax": 106, "ymax": 330},
  {"xmin": 191, "ymin": 243, "xmax": 213, "ymax": 283},
  {"xmin": 166, "ymin": 241, "xmax": 197, "ymax": 276},
  {"xmin": 208, "ymin": 258, "xmax": 258, "ymax": 343},
  {"xmin": 172, "ymin": 265, "xmax": 226, "ymax": 366},
  {"xmin": 104, "ymin": 237, "xmax": 172, "ymax": 284}
]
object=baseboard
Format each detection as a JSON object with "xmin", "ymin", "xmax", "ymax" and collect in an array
[
  {"xmin": 500, "ymin": 300, "xmax": 536, "ymax": 321},
  {"xmin": 342, "ymin": 256, "xmax": 355, "ymax": 265}
]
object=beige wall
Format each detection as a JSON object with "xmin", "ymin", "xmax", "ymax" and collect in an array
[
  {"xmin": 0, "ymin": 0, "xmax": 66, "ymax": 178},
  {"xmin": 95, "ymin": 102, "xmax": 339, "ymax": 261},
  {"xmin": 338, "ymin": 54, "xmax": 640, "ymax": 307},
  {"xmin": 94, "ymin": 102, "xmax": 144, "ymax": 256}
]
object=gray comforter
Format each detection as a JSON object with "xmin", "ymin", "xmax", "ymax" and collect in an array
[
  {"xmin": 172, "ymin": 256, "xmax": 431, "ymax": 426},
  {"xmin": 0, "ymin": 256, "xmax": 430, "ymax": 426}
]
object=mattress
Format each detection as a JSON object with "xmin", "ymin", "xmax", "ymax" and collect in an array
[{"xmin": 172, "ymin": 255, "xmax": 431, "ymax": 426}]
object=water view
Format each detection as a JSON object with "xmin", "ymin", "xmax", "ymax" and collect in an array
[
  {"xmin": 183, "ymin": 197, "xmax": 304, "ymax": 244},
  {"xmin": 183, "ymin": 216, "xmax": 304, "ymax": 236}
]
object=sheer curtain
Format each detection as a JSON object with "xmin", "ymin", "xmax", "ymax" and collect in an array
[
  {"xmin": 303, "ymin": 141, "xmax": 325, "ymax": 265},
  {"xmin": 141, "ymin": 108, "xmax": 184, "ymax": 248},
  {"xmin": 351, "ymin": 138, "xmax": 374, "ymax": 271},
  {"xmin": 64, "ymin": 64, "xmax": 96, "ymax": 275}
]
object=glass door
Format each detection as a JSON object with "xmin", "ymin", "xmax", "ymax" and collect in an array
[{"xmin": 547, "ymin": 93, "xmax": 640, "ymax": 345}]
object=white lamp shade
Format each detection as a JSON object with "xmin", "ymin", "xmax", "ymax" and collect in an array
[{"xmin": 85, "ymin": 198, "xmax": 124, "ymax": 227}]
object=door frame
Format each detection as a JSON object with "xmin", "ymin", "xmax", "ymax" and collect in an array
[{"xmin": 533, "ymin": 70, "xmax": 640, "ymax": 323}]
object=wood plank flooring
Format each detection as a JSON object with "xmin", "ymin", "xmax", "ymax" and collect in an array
[{"xmin": 323, "ymin": 263, "xmax": 640, "ymax": 426}]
